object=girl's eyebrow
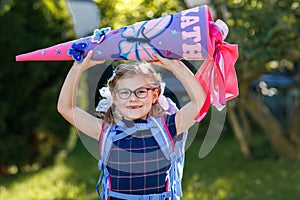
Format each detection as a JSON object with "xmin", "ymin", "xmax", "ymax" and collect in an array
[{"xmin": 116, "ymin": 84, "xmax": 151, "ymax": 91}]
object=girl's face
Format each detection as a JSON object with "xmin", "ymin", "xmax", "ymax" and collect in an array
[{"xmin": 112, "ymin": 75, "xmax": 159, "ymax": 121}]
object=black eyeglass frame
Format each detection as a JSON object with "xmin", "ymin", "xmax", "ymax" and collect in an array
[{"xmin": 113, "ymin": 87, "xmax": 156, "ymax": 100}]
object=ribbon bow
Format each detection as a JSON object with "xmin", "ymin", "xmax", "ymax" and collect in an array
[{"xmin": 195, "ymin": 20, "xmax": 239, "ymax": 121}]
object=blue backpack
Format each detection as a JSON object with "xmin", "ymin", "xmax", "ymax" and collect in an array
[{"xmin": 96, "ymin": 99, "xmax": 188, "ymax": 200}]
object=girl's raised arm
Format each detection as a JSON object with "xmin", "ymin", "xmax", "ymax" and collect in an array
[
  {"xmin": 152, "ymin": 54, "xmax": 206, "ymax": 135},
  {"xmin": 57, "ymin": 51, "xmax": 105, "ymax": 140}
]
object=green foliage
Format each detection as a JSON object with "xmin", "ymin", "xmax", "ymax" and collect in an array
[
  {"xmin": 94, "ymin": 0, "xmax": 187, "ymax": 29},
  {"xmin": 226, "ymin": 0, "xmax": 300, "ymax": 75},
  {"xmin": 0, "ymin": 0, "xmax": 75, "ymax": 172}
]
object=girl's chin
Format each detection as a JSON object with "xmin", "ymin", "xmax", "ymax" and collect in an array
[
  {"xmin": 123, "ymin": 112, "xmax": 149, "ymax": 121},
  {"xmin": 119, "ymin": 107, "xmax": 151, "ymax": 120},
  {"xmin": 124, "ymin": 115, "xmax": 148, "ymax": 121}
]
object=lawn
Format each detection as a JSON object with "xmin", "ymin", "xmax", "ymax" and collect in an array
[{"xmin": 1, "ymin": 135, "xmax": 300, "ymax": 200}]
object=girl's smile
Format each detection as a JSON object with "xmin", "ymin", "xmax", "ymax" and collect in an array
[
  {"xmin": 113, "ymin": 76, "xmax": 159, "ymax": 121},
  {"xmin": 127, "ymin": 105, "xmax": 143, "ymax": 109}
]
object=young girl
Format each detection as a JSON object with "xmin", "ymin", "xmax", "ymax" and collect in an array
[{"xmin": 57, "ymin": 50, "xmax": 206, "ymax": 199}]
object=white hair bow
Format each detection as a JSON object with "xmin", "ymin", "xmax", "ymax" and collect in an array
[
  {"xmin": 158, "ymin": 82, "xmax": 169, "ymax": 111},
  {"xmin": 96, "ymin": 87, "xmax": 113, "ymax": 113}
]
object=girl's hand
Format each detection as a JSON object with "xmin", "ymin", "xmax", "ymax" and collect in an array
[
  {"xmin": 151, "ymin": 54, "xmax": 184, "ymax": 71},
  {"xmin": 73, "ymin": 50, "xmax": 105, "ymax": 71},
  {"xmin": 152, "ymin": 53, "xmax": 206, "ymax": 135}
]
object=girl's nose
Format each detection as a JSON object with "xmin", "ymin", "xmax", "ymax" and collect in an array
[{"xmin": 128, "ymin": 93, "xmax": 139, "ymax": 101}]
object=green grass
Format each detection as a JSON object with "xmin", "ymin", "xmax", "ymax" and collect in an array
[
  {"xmin": 182, "ymin": 137, "xmax": 300, "ymax": 200},
  {"xmin": 1, "ymin": 136, "xmax": 300, "ymax": 200}
]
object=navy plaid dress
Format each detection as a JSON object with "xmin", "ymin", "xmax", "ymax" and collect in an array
[{"xmin": 106, "ymin": 114, "xmax": 177, "ymax": 199}]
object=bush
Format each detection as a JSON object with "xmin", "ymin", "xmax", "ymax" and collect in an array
[{"xmin": 0, "ymin": 0, "xmax": 75, "ymax": 174}]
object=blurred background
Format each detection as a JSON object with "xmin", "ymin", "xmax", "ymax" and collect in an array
[{"xmin": 0, "ymin": 0, "xmax": 299, "ymax": 199}]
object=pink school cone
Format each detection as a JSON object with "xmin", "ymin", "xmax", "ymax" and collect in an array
[
  {"xmin": 16, "ymin": 6, "xmax": 215, "ymax": 62},
  {"xmin": 16, "ymin": 41, "xmax": 75, "ymax": 61}
]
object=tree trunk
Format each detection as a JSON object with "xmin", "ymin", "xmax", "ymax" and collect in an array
[
  {"xmin": 287, "ymin": 62, "xmax": 300, "ymax": 149},
  {"xmin": 227, "ymin": 102, "xmax": 253, "ymax": 157},
  {"xmin": 288, "ymin": 112, "xmax": 300, "ymax": 149},
  {"xmin": 243, "ymin": 92, "xmax": 300, "ymax": 159}
]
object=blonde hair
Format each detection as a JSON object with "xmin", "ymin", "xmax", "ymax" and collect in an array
[{"xmin": 102, "ymin": 61, "xmax": 166, "ymax": 124}]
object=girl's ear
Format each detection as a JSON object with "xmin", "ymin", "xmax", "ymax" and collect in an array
[
  {"xmin": 152, "ymin": 88, "xmax": 159, "ymax": 104},
  {"xmin": 111, "ymin": 91, "xmax": 117, "ymax": 102}
]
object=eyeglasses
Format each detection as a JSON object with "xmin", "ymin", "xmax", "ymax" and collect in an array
[{"xmin": 114, "ymin": 87, "xmax": 155, "ymax": 100}]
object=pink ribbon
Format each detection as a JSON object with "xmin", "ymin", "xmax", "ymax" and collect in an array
[{"xmin": 194, "ymin": 21, "xmax": 239, "ymax": 121}]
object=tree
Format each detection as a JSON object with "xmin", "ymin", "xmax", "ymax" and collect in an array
[
  {"xmin": 213, "ymin": 0, "xmax": 300, "ymax": 159},
  {"xmin": 0, "ymin": 0, "xmax": 76, "ymax": 174}
]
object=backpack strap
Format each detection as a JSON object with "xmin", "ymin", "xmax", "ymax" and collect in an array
[
  {"xmin": 107, "ymin": 190, "xmax": 172, "ymax": 200},
  {"xmin": 99, "ymin": 122, "xmax": 114, "ymax": 162},
  {"xmin": 149, "ymin": 116, "xmax": 176, "ymax": 162},
  {"xmin": 97, "ymin": 122, "xmax": 114, "ymax": 199},
  {"xmin": 150, "ymin": 116, "xmax": 188, "ymax": 199},
  {"xmin": 111, "ymin": 126, "xmax": 138, "ymax": 142},
  {"xmin": 99, "ymin": 121, "xmax": 107, "ymax": 159}
]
